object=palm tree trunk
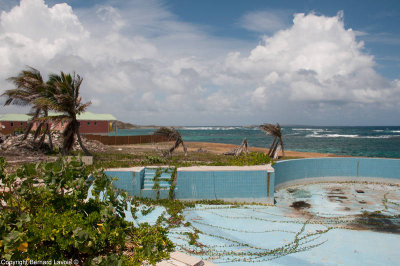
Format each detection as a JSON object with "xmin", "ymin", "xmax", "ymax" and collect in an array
[
  {"xmin": 76, "ymin": 129, "xmax": 91, "ymax": 156},
  {"xmin": 169, "ymin": 139, "xmax": 181, "ymax": 156},
  {"xmin": 43, "ymin": 110, "xmax": 53, "ymax": 151},
  {"xmin": 234, "ymin": 138, "xmax": 248, "ymax": 156},
  {"xmin": 62, "ymin": 120, "xmax": 76, "ymax": 156},
  {"xmin": 279, "ymin": 136, "xmax": 285, "ymax": 157},
  {"xmin": 47, "ymin": 128, "xmax": 53, "ymax": 151},
  {"xmin": 33, "ymin": 122, "xmax": 44, "ymax": 141},
  {"xmin": 270, "ymin": 141, "xmax": 279, "ymax": 158},
  {"xmin": 37, "ymin": 124, "xmax": 48, "ymax": 148},
  {"xmin": 23, "ymin": 121, "xmax": 34, "ymax": 140},
  {"xmin": 23, "ymin": 109, "xmax": 41, "ymax": 140},
  {"xmin": 181, "ymin": 140, "xmax": 188, "ymax": 156},
  {"xmin": 268, "ymin": 137, "xmax": 278, "ymax": 157}
]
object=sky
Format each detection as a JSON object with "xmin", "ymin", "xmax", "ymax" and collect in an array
[{"xmin": 0, "ymin": 0, "xmax": 400, "ymax": 126}]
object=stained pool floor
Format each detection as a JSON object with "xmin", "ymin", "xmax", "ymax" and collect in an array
[{"xmin": 133, "ymin": 182, "xmax": 400, "ymax": 265}]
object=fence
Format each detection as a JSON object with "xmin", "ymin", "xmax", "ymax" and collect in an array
[{"xmin": 84, "ymin": 134, "xmax": 169, "ymax": 145}]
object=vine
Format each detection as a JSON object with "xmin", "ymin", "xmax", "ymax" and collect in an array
[
  {"xmin": 168, "ymin": 167, "xmax": 177, "ymax": 200},
  {"xmin": 168, "ymin": 217, "xmax": 331, "ymax": 263}
]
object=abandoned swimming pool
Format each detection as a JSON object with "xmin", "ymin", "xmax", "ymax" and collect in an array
[{"xmin": 102, "ymin": 158, "xmax": 400, "ymax": 265}]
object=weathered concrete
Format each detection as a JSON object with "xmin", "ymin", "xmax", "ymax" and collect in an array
[
  {"xmin": 156, "ymin": 251, "xmax": 218, "ymax": 266},
  {"xmin": 178, "ymin": 165, "xmax": 274, "ymax": 172}
]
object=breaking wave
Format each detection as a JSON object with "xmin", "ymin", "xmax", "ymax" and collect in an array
[
  {"xmin": 182, "ymin": 126, "xmax": 243, "ymax": 130},
  {"xmin": 306, "ymin": 134, "xmax": 359, "ymax": 138},
  {"xmin": 306, "ymin": 134, "xmax": 396, "ymax": 139},
  {"xmin": 292, "ymin": 128, "xmax": 325, "ymax": 131}
]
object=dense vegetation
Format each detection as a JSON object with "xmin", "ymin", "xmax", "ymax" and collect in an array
[
  {"xmin": 89, "ymin": 151, "xmax": 273, "ymax": 171},
  {"xmin": 0, "ymin": 157, "xmax": 173, "ymax": 265}
]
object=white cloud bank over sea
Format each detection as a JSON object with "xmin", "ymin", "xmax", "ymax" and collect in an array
[{"xmin": 0, "ymin": 0, "xmax": 399, "ymax": 125}]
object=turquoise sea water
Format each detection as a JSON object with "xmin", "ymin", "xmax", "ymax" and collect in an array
[{"xmin": 111, "ymin": 126, "xmax": 400, "ymax": 158}]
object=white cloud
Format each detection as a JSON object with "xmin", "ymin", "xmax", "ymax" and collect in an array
[
  {"xmin": 239, "ymin": 10, "xmax": 289, "ymax": 33},
  {"xmin": 0, "ymin": 1, "xmax": 399, "ymax": 125},
  {"xmin": 218, "ymin": 12, "xmax": 400, "ymax": 110}
]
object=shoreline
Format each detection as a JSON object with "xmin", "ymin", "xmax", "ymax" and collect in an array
[
  {"xmin": 184, "ymin": 141, "xmax": 340, "ymax": 158},
  {"xmin": 112, "ymin": 141, "xmax": 343, "ymax": 158}
]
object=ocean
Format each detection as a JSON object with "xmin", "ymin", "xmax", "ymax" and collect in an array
[{"xmin": 110, "ymin": 126, "xmax": 400, "ymax": 158}]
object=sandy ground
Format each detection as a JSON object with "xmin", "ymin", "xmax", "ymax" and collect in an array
[
  {"xmin": 113, "ymin": 141, "xmax": 339, "ymax": 158},
  {"xmin": 1, "ymin": 141, "xmax": 341, "ymax": 166}
]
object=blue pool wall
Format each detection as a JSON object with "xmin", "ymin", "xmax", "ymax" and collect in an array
[
  {"xmin": 274, "ymin": 157, "xmax": 400, "ymax": 189},
  {"xmin": 140, "ymin": 188, "xmax": 170, "ymax": 199},
  {"xmin": 105, "ymin": 166, "xmax": 275, "ymax": 202},
  {"xmin": 105, "ymin": 167, "xmax": 144, "ymax": 197},
  {"xmin": 104, "ymin": 158, "xmax": 400, "ymax": 202},
  {"xmin": 105, "ymin": 167, "xmax": 171, "ymax": 200},
  {"xmin": 176, "ymin": 166, "xmax": 275, "ymax": 203}
]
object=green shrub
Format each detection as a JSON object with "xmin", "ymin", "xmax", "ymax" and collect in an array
[
  {"xmin": 142, "ymin": 155, "xmax": 167, "ymax": 165},
  {"xmin": 0, "ymin": 157, "xmax": 173, "ymax": 265},
  {"xmin": 227, "ymin": 152, "xmax": 273, "ymax": 166}
]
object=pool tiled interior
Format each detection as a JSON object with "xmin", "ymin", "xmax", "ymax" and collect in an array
[{"xmin": 128, "ymin": 182, "xmax": 400, "ymax": 265}]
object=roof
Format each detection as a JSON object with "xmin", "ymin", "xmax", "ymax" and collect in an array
[
  {"xmin": 76, "ymin": 112, "xmax": 117, "ymax": 121},
  {"xmin": 0, "ymin": 112, "xmax": 116, "ymax": 122},
  {"xmin": 0, "ymin": 114, "xmax": 31, "ymax": 121}
]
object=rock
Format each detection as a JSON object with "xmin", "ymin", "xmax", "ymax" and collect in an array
[{"xmin": 0, "ymin": 131, "xmax": 109, "ymax": 155}]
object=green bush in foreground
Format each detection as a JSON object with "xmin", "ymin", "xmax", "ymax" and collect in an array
[{"xmin": 0, "ymin": 157, "xmax": 173, "ymax": 265}]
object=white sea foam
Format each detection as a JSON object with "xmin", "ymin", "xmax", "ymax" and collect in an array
[
  {"xmin": 292, "ymin": 128, "xmax": 324, "ymax": 131},
  {"xmin": 373, "ymin": 130, "xmax": 384, "ymax": 132},
  {"xmin": 306, "ymin": 134, "xmax": 359, "ymax": 138},
  {"xmin": 183, "ymin": 126, "xmax": 241, "ymax": 130},
  {"xmin": 364, "ymin": 135, "xmax": 393, "ymax": 139},
  {"xmin": 391, "ymin": 130, "xmax": 400, "ymax": 133},
  {"xmin": 306, "ymin": 134, "xmax": 395, "ymax": 139},
  {"xmin": 183, "ymin": 127, "xmax": 214, "ymax": 130}
]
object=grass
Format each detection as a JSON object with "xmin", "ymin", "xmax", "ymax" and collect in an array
[{"xmin": 87, "ymin": 149, "xmax": 273, "ymax": 171}]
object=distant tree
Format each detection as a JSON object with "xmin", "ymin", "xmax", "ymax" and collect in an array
[
  {"xmin": 154, "ymin": 127, "xmax": 187, "ymax": 156},
  {"xmin": 2, "ymin": 67, "xmax": 53, "ymax": 150},
  {"xmin": 260, "ymin": 123, "xmax": 284, "ymax": 158},
  {"xmin": 38, "ymin": 72, "xmax": 91, "ymax": 156}
]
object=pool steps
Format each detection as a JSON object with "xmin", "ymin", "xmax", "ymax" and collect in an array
[{"xmin": 142, "ymin": 168, "xmax": 173, "ymax": 190}]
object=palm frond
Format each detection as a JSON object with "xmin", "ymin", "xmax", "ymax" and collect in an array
[
  {"xmin": 46, "ymin": 71, "xmax": 91, "ymax": 155},
  {"xmin": 260, "ymin": 123, "xmax": 285, "ymax": 158},
  {"xmin": 154, "ymin": 127, "xmax": 187, "ymax": 156}
]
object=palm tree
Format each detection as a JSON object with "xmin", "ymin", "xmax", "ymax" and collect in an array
[
  {"xmin": 260, "ymin": 123, "xmax": 284, "ymax": 158},
  {"xmin": 154, "ymin": 127, "xmax": 187, "ymax": 156},
  {"xmin": 2, "ymin": 67, "xmax": 53, "ymax": 150},
  {"xmin": 38, "ymin": 72, "xmax": 91, "ymax": 156}
]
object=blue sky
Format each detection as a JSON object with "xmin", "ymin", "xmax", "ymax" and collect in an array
[
  {"xmin": 0, "ymin": 0, "xmax": 400, "ymax": 125},
  {"xmin": 169, "ymin": 0, "xmax": 400, "ymax": 79}
]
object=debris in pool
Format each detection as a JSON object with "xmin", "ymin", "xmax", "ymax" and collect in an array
[
  {"xmin": 292, "ymin": 189, "xmax": 312, "ymax": 198},
  {"xmin": 290, "ymin": 201, "xmax": 311, "ymax": 210},
  {"xmin": 327, "ymin": 195, "xmax": 348, "ymax": 199}
]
